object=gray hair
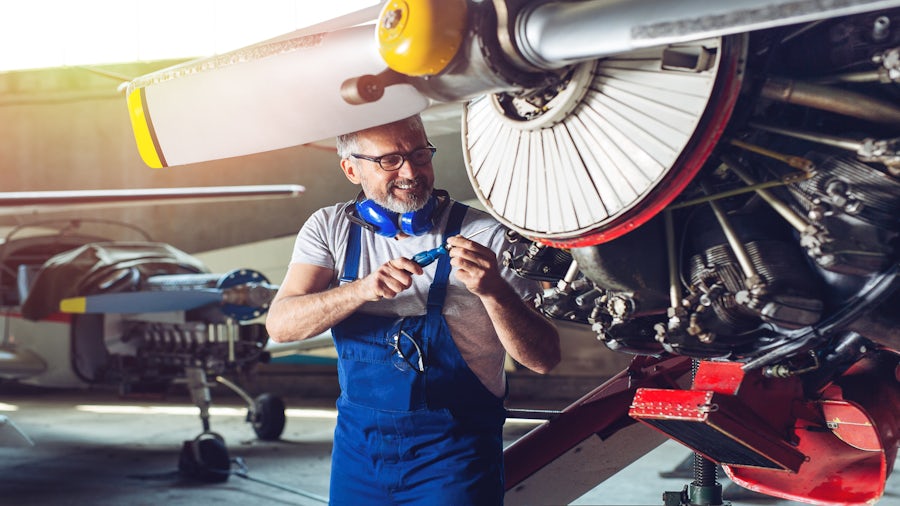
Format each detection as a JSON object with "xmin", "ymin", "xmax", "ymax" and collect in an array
[{"xmin": 335, "ymin": 114, "xmax": 427, "ymax": 160}]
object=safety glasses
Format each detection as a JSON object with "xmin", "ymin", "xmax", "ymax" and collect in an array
[{"xmin": 391, "ymin": 330, "xmax": 424, "ymax": 373}]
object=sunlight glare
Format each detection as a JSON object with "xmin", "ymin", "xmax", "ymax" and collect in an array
[
  {"xmin": 76, "ymin": 404, "xmax": 338, "ymax": 419},
  {"xmin": 0, "ymin": 0, "xmax": 379, "ymax": 72}
]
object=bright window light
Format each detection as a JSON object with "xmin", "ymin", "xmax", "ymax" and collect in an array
[
  {"xmin": 0, "ymin": 0, "xmax": 379, "ymax": 72},
  {"xmin": 76, "ymin": 404, "xmax": 338, "ymax": 419}
]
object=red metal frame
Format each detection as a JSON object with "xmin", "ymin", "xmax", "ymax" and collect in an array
[
  {"xmin": 504, "ymin": 355, "xmax": 691, "ymax": 491},
  {"xmin": 629, "ymin": 354, "xmax": 900, "ymax": 505}
]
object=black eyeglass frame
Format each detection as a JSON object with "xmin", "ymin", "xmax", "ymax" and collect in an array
[
  {"xmin": 351, "ymin": 144, "xmax": 436, "ymax": 171},
  {"xmin": 391, "ymin": 330, "xmax": 425, "ymax": 373}
]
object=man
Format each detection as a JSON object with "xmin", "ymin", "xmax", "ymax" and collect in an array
[{"xmin": 266, "ymin": 114, "xmax": 561, "ymax": 505}]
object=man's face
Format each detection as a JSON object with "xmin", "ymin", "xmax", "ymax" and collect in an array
[{"xmin": 342, "ymin": 121, "xmax": 434, "ymax": 214}]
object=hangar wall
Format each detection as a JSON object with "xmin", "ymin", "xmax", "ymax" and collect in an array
[{"xmin": 0, "ymin": 62, "xmax": 476, "ymax": 254}]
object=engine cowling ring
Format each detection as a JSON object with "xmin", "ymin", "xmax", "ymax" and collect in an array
[{"xmin": 462, "ymin": 34, "xmax": 748, "ymax": 247}]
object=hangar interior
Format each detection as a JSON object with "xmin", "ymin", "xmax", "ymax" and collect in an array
[
  {"xmin": 4, "ymin": 4, "xmax": 900, "ymax": 506},
  {"xmin": 0, "ymin": 62, "xmax": 629, "ymax": 402}
]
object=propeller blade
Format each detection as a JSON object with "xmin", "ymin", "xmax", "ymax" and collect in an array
[
  {"xmin": 60, "ymin": 290, "xmax": 223, "ymax": 314},
  {"xmin": 126, "ymin": 23, "xmax": 430, "ymax": 168}
]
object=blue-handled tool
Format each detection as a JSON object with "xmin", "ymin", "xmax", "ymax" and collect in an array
[{"xmin": 411, "ymin": 225, "xmax": 494, "ymax": 267}]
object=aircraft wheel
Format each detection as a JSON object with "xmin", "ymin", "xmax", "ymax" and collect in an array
[{"xmin": 251, "ymin": 393, "xmax": 286, "ymax": 440}]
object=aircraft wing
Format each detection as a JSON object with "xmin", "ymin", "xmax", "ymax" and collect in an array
[{"xmin": 0, "ymin": 184, "xmax": 303, "ymax": 216}]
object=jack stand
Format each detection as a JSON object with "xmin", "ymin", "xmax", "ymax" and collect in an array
[
  {"xmin": 663, "ymin": 453, "xmax": 730, "ymax": 506},
  {"xmin": 662, "ymin": 360, "xmax": 730, "ymax": 506}
]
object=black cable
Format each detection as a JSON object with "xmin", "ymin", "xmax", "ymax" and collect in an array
[{"xmin": 229, "ymin": 457, "xmax": 328, "ymax": 504}]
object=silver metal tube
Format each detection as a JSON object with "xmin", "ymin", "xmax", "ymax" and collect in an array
[
  {"xmin": 227, "ymin": 319, "xmax": 236, "ymax": 363},
  {"xmin": 664, "ymin": 210, "xmax": 682, "ymax": 310},
  {"xmin": 749, "ymin": 122, "xmax": 863, "ymax": 152},
  {"xmin": 700, "ymin": 182, "xmax": 758, "ymax": 281},
  {"xmin": 516, "ymin": 0, "xmax": 900, "ymax": 69},
  {"xmin": 215, "ymin": 375, "xmax": 256, "ymax": 407},
  {"xmin": 761, "ymin": 78, "xmax": 900, "ymax": 124},
  {"xmin": 720, "ymin": 155, "xmax": 812, "ymax": 234}
]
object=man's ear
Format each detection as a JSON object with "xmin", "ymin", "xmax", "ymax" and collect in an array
[{"xmin": 340, "ymin": 158, "xmax": 361, "ymax": 184}]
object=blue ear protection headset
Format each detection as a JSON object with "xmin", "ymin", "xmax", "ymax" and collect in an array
[{"xmin": 346, "ymin": 189, "xmax": 450, "ymax": 237}]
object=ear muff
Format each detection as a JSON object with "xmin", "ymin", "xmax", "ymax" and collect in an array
[
  {"xmin": 399, "ymin": 194, "xmax": 437, "ymax": 236},
  {"xmin": 356, "ymin": 198, "xmax": 401, "ymax": 237},
  {"xmin": 352, "ymin": 190, "xmax": 449, "ymax": 238},
  {"xmin": 178, "ymin": 432, "xmax": 230, "ymax": 483}
]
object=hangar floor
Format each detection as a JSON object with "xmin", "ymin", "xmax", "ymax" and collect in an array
[{"xmin": 0, "ymin": 383, "xmax": 897, "ymax": 506}]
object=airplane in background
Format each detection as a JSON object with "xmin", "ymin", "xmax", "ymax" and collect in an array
[
  {"xmin": 0, "ymin": 185, "xmax": 303, "ymax": 449},
  {"xmin": 123, "ymin": 2, "xmax": 900, "ymax": 504}
]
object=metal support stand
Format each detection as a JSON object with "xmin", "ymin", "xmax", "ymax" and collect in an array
[{"xmin": 662, "ymin": 360, "xmax": 731, "ymax": 506}]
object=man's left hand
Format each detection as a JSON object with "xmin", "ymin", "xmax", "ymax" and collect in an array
[{"xmin": 446, "ymin": 235, "xmax": 507, "ymax": 297}]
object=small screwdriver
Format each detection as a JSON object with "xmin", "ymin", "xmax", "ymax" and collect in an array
[{"xmin": 411, "ymin": 225, "xmax": 495, "ymax": 267}]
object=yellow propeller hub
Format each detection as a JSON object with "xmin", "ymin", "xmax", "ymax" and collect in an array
[{"xmin": 377, "ymin": 0, "xmax": 467, "ymax": 77}]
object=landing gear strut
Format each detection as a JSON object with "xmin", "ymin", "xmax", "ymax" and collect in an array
[{"xmin": 184, "ymin": 366, "xmax": 287, "ymax": 440}]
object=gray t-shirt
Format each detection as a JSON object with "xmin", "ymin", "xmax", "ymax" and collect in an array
[{"xmin": 290, "ymin": 199, "xmax": 540, "ymax": 397}]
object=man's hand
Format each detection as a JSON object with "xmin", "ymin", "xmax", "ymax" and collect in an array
[
  {"xmin": 446, "ymin": 234, "xmax": 561, "ymax": 374},
  {"xmin": 446, "ymin": 235, "xmax": 507, "ymax": 297},
  {"xmin": 357, "ymin": 257, "xmax": 424, "ymax": 301}
]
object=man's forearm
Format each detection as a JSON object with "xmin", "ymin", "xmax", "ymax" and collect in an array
[
  {"xmin": 479, "ymin": 286, "xmax": 561, "ymax": 374},
  {"xmin": 266, "ymin": 282, "xmax": 369, "ymax": 342}
]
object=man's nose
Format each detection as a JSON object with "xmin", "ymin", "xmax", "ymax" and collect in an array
[{"xmin": 396, "ymin": 158, "xmax": 417, "ymax": 177}]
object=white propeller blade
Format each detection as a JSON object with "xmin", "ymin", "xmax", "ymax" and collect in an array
[{"xmin": 126, "ymin": 23, "xmax": 429, "ymax": 168}]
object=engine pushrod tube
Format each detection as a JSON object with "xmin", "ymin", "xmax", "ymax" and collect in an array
[
  {"xmin": 664, "ymin": 210, "xmax": 682, "ymax": 310},
  {"xmin": 666, "ymin": 176, "xmax": 803, "ymax": 210},
  {"xmin": 761, "ymin": 77, "xmax": 900, "ymax": 124},
  {"xmin": 720, "ymin": 154, "xmax": 812, "ymax": 233},
  {"xmin": 749, "ymin": 122, "xmax": 864, "ymax": 152},
  {"xmin": 700, "ymin": 181, "xmax": 759, "ymax": 283},
  {"xmin": 515, "ymin": 0, "xmax": 900, "ymax": 69}
]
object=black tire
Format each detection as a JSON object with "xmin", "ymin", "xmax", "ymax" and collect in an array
[{"xmin": 251, "ymin": 393, "xmax": 286, "ymax": 440}]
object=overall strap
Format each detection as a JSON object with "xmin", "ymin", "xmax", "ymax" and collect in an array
[
  {"xmin": 340, "ymin": 221, "xmax": 362, "ymax": 283},
  {"xmin": 426, "ymin": 202, "xmax": 468, "ymax": 311}
]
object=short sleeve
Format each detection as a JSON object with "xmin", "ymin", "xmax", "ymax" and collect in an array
[{"xmin": 291, "ymin": 204, "xmax": 342, "ymax": 269}]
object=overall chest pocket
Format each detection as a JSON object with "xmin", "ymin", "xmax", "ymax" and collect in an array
[{"xmin": 333, "ymin": 315, "xmax": 427, "ymax": 411}]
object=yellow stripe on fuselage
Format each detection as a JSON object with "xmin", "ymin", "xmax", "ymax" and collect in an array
[{"xmin": 126, "ymin": 88, "xmax": 165, "ymax": 168}]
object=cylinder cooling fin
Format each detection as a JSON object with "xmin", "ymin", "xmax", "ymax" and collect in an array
[{"xmin": 462, "ymin": 36, "xmax": 747, "ymax": 247}]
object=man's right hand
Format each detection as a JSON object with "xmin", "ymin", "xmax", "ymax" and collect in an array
[{"xmin": 357, "ymin": 257, "xmax": 424, "ymax": 301}]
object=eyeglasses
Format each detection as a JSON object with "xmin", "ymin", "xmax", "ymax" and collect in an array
[
  {"xmin": 351, "ymin": 144, "xmax": 436, "ymax": 171},
  {"xmin": 391, "ymin": 330, "xmax": 425, "ymax": 373}
]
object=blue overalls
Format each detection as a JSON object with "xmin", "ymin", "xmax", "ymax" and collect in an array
[{"xmin": 329, "ymin": 202, "xmax": 507, "ymax": 505}]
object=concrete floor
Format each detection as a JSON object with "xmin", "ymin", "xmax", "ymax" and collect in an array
[{"xmin": 0, "ymin": 383, "xmax": 898, "ymax": 506}]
